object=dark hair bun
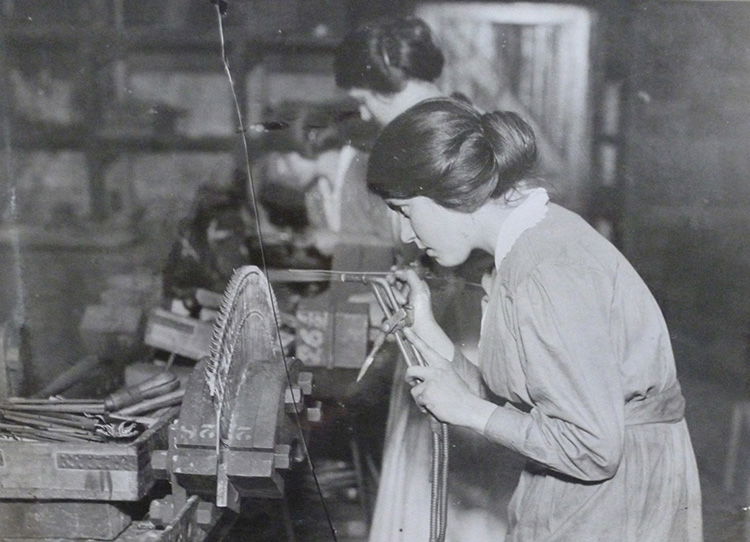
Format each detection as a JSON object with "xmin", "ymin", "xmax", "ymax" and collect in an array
[
  {"xmin": 380, "ymin": 17, "xmax": 444, "ymax": 85},
  {"xmin": 367, "ymin": 98, "xmax": 538, "ymax": 211},
  {"xmin": 334, "ymin": 17, "xmax": 444, "ymax": 94},
  {"xmin": 479, "ymin": 111, "xmax": 537, "ymax": 196}
]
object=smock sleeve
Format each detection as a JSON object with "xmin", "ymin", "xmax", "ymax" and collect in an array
[
  {"xmin": 482, "ymin": 261, "xmax": 625, "ymax": 481},
  {"xmin": 452, "ymin": 348, "xmax": 488, "ymax": 398}
]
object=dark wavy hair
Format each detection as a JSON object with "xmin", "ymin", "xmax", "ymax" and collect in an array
[
  {"xmin": 367, "ymin": 98, "xmax": 538, "ymax": 212},
  {"xmin": 334, "ymin": 17, "xmax": 444, "ymax": 94}
]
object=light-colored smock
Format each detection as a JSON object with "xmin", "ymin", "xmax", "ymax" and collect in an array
[
  {"xmin": 453, "ymin": 196, "xmax": 702, "ymax": 541},
  {"xmin": 305, "ymin": 145, "xmax": 395, "ymax": 244}
]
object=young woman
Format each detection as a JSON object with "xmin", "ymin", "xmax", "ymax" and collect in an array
[
  {"xmin": 335, "ymin": 18, "xmax": 517, "ymax": 542},
  {"xmin": 367, "ymin": 97, "xmax": 703, "ymax": 541}
]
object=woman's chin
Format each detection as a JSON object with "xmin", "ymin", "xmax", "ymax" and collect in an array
[{"xmin": 429, "ymin": 251, "xmax": 464, "ymax": 268}]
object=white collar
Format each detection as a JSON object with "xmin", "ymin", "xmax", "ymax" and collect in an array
[
  {"xmin": 331, "ymin": 144, "xmax": 357, "ymax": 192},
  {"xmin": 318, "ymin": 145, "xmax": 358, "ymax": 232},
  {"xmin": 493, "ymin": 187, "xmax": 549, "ymax": 270}
]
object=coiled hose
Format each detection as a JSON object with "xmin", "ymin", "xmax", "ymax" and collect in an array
[{"xmin": 430, "ymin": 422, "xmax": 449, "ymax": 542}]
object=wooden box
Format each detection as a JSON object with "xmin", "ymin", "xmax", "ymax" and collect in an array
[
  {"xmin": 144, "ymin": 308, "xmax": 212, "ymax": 360},
  {"xmin": 295, "ymin": 294, "xmax": 368, "ymax": 369},
  {"xmin": 0, "ymin": 413, "xmax": 173, "ymax": 501}
]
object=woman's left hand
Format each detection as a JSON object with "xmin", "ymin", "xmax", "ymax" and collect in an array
[{"xmin": 404, "ymin": 329, "xmax": 488, "ymax": 429}]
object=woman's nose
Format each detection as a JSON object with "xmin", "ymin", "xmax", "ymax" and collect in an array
[{"xmin": 399, "ymin": 215, "xmax": 416, "ymax": 244}]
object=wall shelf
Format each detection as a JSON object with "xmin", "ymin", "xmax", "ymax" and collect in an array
[{"xmin": 2, "ymin": 5, "xmax": 343, "ymax": 221}]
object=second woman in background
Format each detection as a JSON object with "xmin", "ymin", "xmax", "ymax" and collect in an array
[{"xmin": 334, "ymin": 16, "xmax": 513, "ymax": 542}]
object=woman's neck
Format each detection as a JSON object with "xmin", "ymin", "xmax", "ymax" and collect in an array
[
  {"xmin": 473, "ymin": 200, "xmax": 517, "ymax": 255},
  {"xmin": 386, "ymin": 81, "xmax": 444, "ymax": 123}
]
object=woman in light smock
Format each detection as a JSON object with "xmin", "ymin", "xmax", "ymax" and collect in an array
[{"xmin": 367, "ymin": 97, "xmax": 703, "ymax": 541}]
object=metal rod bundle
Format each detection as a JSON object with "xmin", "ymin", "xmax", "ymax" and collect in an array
[{"xmin": 0, "ymin": 373, "xmax": 183, "ymax": 442}]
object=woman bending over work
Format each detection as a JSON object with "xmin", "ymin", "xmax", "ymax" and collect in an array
[{"xmin": 367, "ymin": 97, "xmax": 702, "ymax": 541}]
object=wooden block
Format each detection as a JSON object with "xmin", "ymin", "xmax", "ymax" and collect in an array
[
  {"xmin": 78, "ymin": 304, "xmax": 145, "ymax": 362},
  {"xmin": 295, "ymin": 295, "xmax": 333, "ymax": 368},
  {"xmin": 0, "ymin": 413, "xmax": 172, "ymax": 501},
  {"xmin": 194, "ymin": 288, "xmax": 223, "ymax": 310},
  {"xmin": 169, "ymin": 298, "xmax": 192, "ymax": 317},
  {"xmin": 294, "ymin": 295, "xmax": 368, "ymax": 369},
  {"xmin": 0, "ymin": 500, "xmax": 130, "ymax": 539},
  {"xmin": 144, "ymin": 308, "xmax": 212, "ymax": 360}
]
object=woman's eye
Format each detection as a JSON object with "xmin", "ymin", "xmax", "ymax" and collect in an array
[{"xmin": 386, "ymin": 201, "xmax": 410, "ymax": 218}]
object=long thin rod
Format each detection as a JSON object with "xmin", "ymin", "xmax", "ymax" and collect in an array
[{"xmin": 213, "ymin": 6, "xmax": 337, "ymax": 539}]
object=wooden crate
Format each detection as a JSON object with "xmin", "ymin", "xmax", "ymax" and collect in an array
[
  {"xmin": 0, "ymin": 411, "xmax": 174, "ymax": 501},
  {"xmin": 143, "ymin": 308, "xmax": 212, "ymax": 361}
]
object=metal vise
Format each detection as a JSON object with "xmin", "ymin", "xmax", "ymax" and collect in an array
[{"xmin": 149, "ymin": 266, "xmax": 316, "ymax": 530}]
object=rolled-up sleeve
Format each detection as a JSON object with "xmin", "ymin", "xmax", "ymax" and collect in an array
[{"xmin": 483, "ymin": 261, "xmax": 625, "ymax": 482}]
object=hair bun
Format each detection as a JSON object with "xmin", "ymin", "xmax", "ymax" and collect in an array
[
  {"xmin": 335, "ymin": 16, "xmax": 444, "ymax": 93},
  {"xmin": 478, "ymin": 111, "xmax": 495, "ymax": 134},
  {"xmin": 477, "ymin": 110, "xmax": 538, "ymax": 193}
]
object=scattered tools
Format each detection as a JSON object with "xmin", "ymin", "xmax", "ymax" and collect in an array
[
  {"xmin": 104, "ymin": 371, "xmax": 179, "ymax": 411},
  {"xmin": 114, "ymin": 388, "xmax": 185, "ymax": 417},
  {"xmin": 0, "ymin": 372, "xmax": 183, "ymax": 443}
]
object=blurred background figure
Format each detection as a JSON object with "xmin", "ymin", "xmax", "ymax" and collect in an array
[
  {"xmin": 259, "ymin": 99, "xmax": 396, "ymax": 258},
  {"xmin": 161, "ymin": 170, "xmax": 253, "ymax": 305}
]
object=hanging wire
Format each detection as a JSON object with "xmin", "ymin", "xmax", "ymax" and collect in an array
[{"xmin": 211, "ymin": 5, "xmax": 338, "ymax": 540}]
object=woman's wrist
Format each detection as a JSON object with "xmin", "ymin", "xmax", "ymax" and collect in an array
[
  {"xmin": 412, "ymin": 320, "xmax": 454, "ymax": 360},
  {"xmin": 462, "ymin": 396, "xmax": 499, "ymax": 434}
]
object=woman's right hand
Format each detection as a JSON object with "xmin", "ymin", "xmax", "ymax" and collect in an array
[{"xmin": 393, "ymin": 267, "xmax": 454, "ymax": 360}]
